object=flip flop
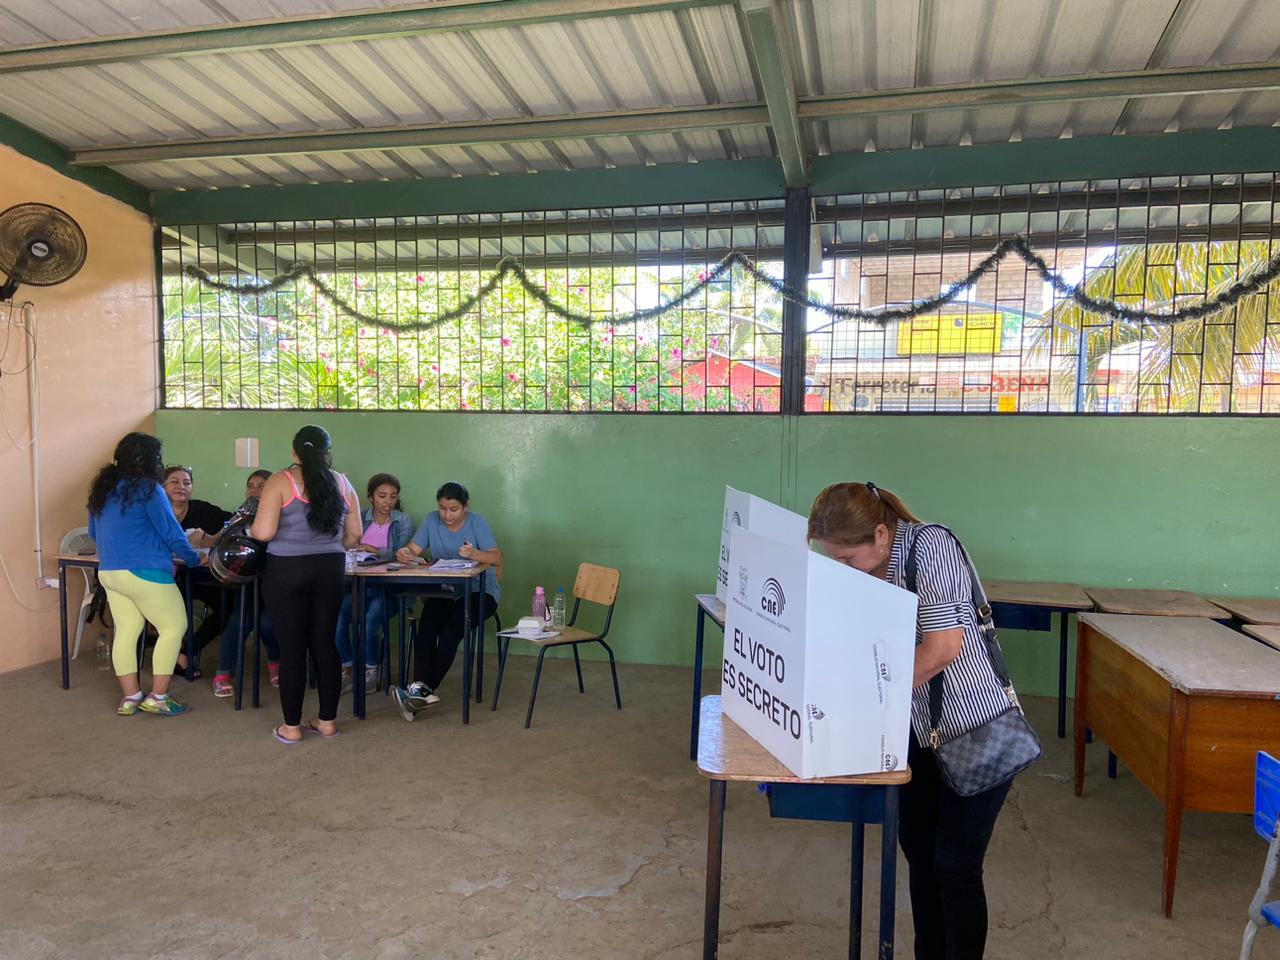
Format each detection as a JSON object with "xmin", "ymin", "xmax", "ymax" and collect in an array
[
  {"xmin": 271, "ymin": 725, "xmax": 303, "ymax": 745},
  {"xmin": 302, "ymin": 721, "xmax": 341, "ymax": 739}
]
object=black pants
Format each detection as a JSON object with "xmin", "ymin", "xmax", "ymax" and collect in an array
[
  {"xmin": 412, "ymin": 593, "xmax": 496, "ymax": 691},
  {"xmin": 898, "ymin": 733, "xmax": 1012, "ymax": 960},
  {"xmin": 262, "ymin": 553, "xmax": 345, "ymax": 726}
]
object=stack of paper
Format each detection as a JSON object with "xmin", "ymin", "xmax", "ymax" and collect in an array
[{"xmin": 429, "ymin": 558, "xmax": 477, "ymax": 571}]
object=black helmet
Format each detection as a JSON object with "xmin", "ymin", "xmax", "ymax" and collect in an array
[{"xmin": 210, "ymin": 515, "xmax": 265, "ymax": 585}]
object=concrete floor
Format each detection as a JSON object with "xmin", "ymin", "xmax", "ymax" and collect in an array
[{"xmin": 0, "ymin": 652, "xmax": 1271, "ymax": 960}]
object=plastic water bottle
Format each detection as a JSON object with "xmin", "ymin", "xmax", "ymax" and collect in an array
[
  {"xmin": 551, "ymin": 587, "xmax": 566, "ymax": 630},
  {"xmin": 96, "ymin": 631, "xmax": 110, "ymax": 669},
  {"xmin": 532, "ymin": 586, "xmax": 549, "ymax": 623}
]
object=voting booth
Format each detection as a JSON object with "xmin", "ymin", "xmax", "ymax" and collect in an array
[
  {"xmin": 716, "ymin": 485, "xmax": 809, "ymax": 604},
  {"xmin": 718, "ymin": 498, "xmax": 919, "ymax": 779}
]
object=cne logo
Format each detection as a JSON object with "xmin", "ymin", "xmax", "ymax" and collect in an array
[{"xmin": 760, "ymin": 577, "xmax": 786, "ymax": 617}]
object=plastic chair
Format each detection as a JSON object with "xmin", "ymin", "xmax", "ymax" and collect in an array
[
  {"xmin": 492, "ymin": 562, "xmax": 621, "ymax": 728},
  {"xmin": 1241, "ymin": 751, "xmax": 1280, "ymax": 959},
  {"xmin": 58, "ymin": 527, "xmax": 97, "ymax": 659}
]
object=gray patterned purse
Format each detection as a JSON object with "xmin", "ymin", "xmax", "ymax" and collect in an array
[{"xmin": 906, "ymin": 526, "xmax": 1042, "ymax": 797}]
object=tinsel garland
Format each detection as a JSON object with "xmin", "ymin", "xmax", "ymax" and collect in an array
[{"xmin": 185, "ymin": 235, "xmax": 1280, "ymax": 333}]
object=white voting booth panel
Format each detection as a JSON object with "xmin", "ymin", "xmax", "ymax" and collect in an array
[
  {"xmin": 722, "ymin": 527, "xmax": 918, "ymax": 779},
  {"xmin": 715, "ymin": 486, "xmax": 808, "ymax": 604}
]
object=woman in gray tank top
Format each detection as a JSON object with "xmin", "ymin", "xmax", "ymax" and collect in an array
[{"xmin": 250, "ymin": 425, "xmax": 363, "ymax": 743}]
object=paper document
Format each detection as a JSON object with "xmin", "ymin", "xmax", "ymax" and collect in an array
[
  {"xmin": 497, "ymin": 627, "xmax": 560, "ymax": 641},
  {"xmin": 429, "ymin": 558, "xmax": 477, "ymax": 571}
]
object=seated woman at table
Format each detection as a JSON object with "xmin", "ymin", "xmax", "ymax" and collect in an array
[
  {"xmin": 808, "ymin": 481, "xmax": 1025, "ymax": 960},
  {"xmin": 334, "ymin": 472, "xmax": 414, "ymax": 694},
  {"xmin": 210, "ymin": 470, "xmax": 280, "ymax": 698},
  {"xmin": 161, "ymin": 464, "xmax": 232, "ymax": 679},
  {"xmin": 88, "ymin": 432, "xmax": 205, "ymax": 716},
  {"xmin": 390, "ymin": 481, "xmax": 501, "ymax": 720}
]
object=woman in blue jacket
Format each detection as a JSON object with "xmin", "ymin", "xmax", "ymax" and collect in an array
[{"xmin": 87, "ymin": 432, "xmax": 204, "ymax": 717}]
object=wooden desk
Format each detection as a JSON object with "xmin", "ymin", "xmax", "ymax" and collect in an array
[
  {"xmin": 697, "ymin": 696, "xmax": 909, "ymax": 959},
  {"xmin": 1085, "ymin": 588, "xmax": 1228, "ymax": 619},
  {"xmin": 1211, "ymin": 597, "xmax": 1280, "ymax": 626},
  {"xmin": 351, "ymin": 562, "xmax": 490, "ymax": 723},
  {"xmin": 1074, "ymin": 613, "xmax": 1280, "ymax": 916},
  {"xmin": 983, "ymin": 580, "xmax": 1093, "ymax": 739},
  {"xmin": 1244, "ymin": 624, "xmax": 1280, "ymax": 651},
  {"xmin": 689, "ymin": 593, "xmax": 726, "ymax": 760}
]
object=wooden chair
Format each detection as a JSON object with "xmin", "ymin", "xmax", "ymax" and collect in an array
[{"xmin": 492, "ymin": 562, "xmax": 621, "ymax": 728}]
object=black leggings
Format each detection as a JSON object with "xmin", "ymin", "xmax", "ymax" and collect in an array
[
  {"xmin": 262, "ymin": 553, "xmax": 345, "ymax": 726},
  {"xmin": 898, "ymin": 733, "xmax": 1012, "ymax": 960},
  {"xmin": 412, "ymin": 593, "xmax": 497, "ymax": 691}
]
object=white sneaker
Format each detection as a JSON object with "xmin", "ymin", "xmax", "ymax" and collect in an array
[
  {"xmin": 405, "ymin": 681, "xmax": 431, "ymax": 711},
  {"xmin": 425, "ymin": 693, "xmax": 440, "ymax": 705},
  {"xmin": 391, "ymin": 686, "xmax": 417, "ymax": 722},
  {"xmin": 364, "ymin": 666, "xmax": 379, "ymax": 692}
]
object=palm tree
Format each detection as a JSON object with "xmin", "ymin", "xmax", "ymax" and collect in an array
[{"xmin": 1027, "ymin": 240, "xmax": 1274, "ymax": 413}]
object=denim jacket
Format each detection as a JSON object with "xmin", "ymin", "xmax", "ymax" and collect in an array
[{"xmin": 360, "ymin": 507, "xmax": 414, "ymax": 560}]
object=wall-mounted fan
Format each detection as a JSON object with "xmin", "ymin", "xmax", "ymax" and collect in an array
[{"xmin": 0, "ymin": 203, "xmax": 87, "ymax": 302}]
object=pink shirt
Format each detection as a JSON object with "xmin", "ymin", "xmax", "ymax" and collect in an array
[{"xmin": 363, "ymin": 518, "xmax": 391, "ymax": 550}]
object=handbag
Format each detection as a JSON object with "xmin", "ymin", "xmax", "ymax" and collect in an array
[{"xmin": 905, "ymin": 525, "xmax": 1042, "ymax": 797}]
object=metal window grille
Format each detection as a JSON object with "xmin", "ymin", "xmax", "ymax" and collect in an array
[
  {"xmin": 160, "ymin": 201, "xmax": 786, "ymax": 413},
  {"xmin": 805, "ymin": 173, "xmax": 1280, "ymax": 415}
]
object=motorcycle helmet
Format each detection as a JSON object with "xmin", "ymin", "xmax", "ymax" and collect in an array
[{"xmin": 210, "ymin": 514, "xmax": 266, "ymax": 585}]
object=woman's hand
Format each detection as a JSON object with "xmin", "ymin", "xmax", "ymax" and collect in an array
[
  {"xmin": 395, "ymin": 546, "xmax": 415, "ymax": 564},
  {"xmin": 459, "ymin": 541, "xmax": 474, "ymax": 559}
]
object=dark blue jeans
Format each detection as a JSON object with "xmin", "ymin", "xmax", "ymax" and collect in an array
[
  {"xmin": 215, "ymin": 592, "xmax": 279, "ymax": 676},
  {"xmin": 899, "ymin": 733, "xmax": 1012, "ymax": 960},
  {"xmin": 334, "ymin": 585, "xmax": 387, "ymax": 668}
]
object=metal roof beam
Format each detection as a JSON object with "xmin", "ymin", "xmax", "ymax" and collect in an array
[
  {"xmin": 0, "ymin": 0, "xmax": 729, "ymax": 75},
  {"xmin": 799, "ymin": 61, "xmax": 1280, "ymax": 120},
  {"xmin": 738, "ymin": 0, "xmax": 807, "ymax": 188},
  {"xmin": 71, "ymin": 104, "xmax": 769, "ymax": 166},
  {"xmin": 163, "ymin": 224, "xmax": 290, "ymax": 277}
]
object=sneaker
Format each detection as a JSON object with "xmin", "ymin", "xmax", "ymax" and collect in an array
[
  {"xmin": 365, "ymin": 666, "xmax": 380, "ymax": 693},
  {"xmin": 117, "ymin": 695, "xmax": 143, "ymax": 716},
  {"xmin": 340, "ymin": 666, "xmax": 354, "ymax": 694},
  {"xmin": 405, "ymin": 681, "xmax": 431, "ymax": 711},
  {"xmin": 425, "ymin": 693, "xmax": 440, "ymax": 705},
  {"xmin": 139, "ymin": 694, "xmax": 190, "ymax": 716},
  {"xmin": 390, "ymin": 685, "xmax": 417, "ymax": 722}
]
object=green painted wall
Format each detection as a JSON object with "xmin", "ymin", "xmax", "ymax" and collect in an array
[{"xmin": 154, "ymin": 410, "xmax": 1280, "ymax": 697}]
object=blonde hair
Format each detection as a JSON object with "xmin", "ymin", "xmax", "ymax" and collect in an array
[{"xmin": 807, "ymin": 482, "xmax": 921, "ymax": 546}]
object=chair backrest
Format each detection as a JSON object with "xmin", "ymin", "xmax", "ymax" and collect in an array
[
  {"xmin": 573, "ymin": 562, "xmax": 619, "ymax": 608},
  {"xmin": 1255, "ymin": 752, "xmax": 1280, "ymax": 841}
]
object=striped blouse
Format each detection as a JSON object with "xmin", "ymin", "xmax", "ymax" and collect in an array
[{"xmin": 885, "ymin": 521, "xmax": 1015, "ymax": 745}]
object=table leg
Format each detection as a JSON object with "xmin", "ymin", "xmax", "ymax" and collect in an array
[
  {"xmin": 252, "ymin": 579, "xmax": 261, "ymax": 709},
  {"xmin": 703, "ymin": 779, "xmax": 727, "ymax": 960},
  {"xmin": 1074, "ymin": 623, "xmax": 1089, "ymax": 798},
  {"xmin": 183, "ymin": 570, "xmax": 194, "ymax": 675},
  {"xmin": 462, "ymin": 577, "xmax": 473, "ymax": 725},
  {"xmin": 691, "ymin": 605, "xmax": 707, "ymax": 760},
  {"xmin": 1107, "ymin": 751, "xmax": 1117, "ymax": 780},
  {"xmin": 1162, "ymin": 691, "xmax": 1189, "ymax": 918},
  {"xmin": 59, "ymin": 560, "xmax": 70, "ymax": 690},
  {"xmin": 475, "ymin": 604, "xmax": 484, "ymax": 704},
  {"xmin": 1057, "ymin": 610, "xmax": 1069, "ymax": 740},
  {"xmin": 353, "ymin": 575, "xmax": 366, "ymax": 720},
  {"xmin": 849, "ymin": 821, "xmax": 865, "ymax": 960},
  {"xmin": 879, "ymin": 785, "xmax": 898, "ymax": 959},
  {"xmin": 233, "ymin": 585, "xmax": 247, "ymax": 712}
]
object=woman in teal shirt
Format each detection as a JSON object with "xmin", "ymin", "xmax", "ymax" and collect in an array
[{"xmin": 391, "ymin": 481, "xmax": 501, "ymax": 719}]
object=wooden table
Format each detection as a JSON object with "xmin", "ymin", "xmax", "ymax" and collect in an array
[
  {"xmin": 983, "ymin": 580, "xmax": 1093, "ymax": 739},
  {"xmin": 1085, "ymin": 588, "xmax": 1229, "ymax": 620},
  {"xmin": 689, "ymin": 593, "xmax": 726, "ymax": 760},
  {"xmin": 1074, "ymin": 613, "xmax": 1280, "ymax": 916},
  {"xmin": 697, "ymin": 696, "xmax": 909, "ymax": 959},
  {"xmin": 1210, "ymin": 597, "xmax": 1280, "ymax": 626},
  {"xmin": 351, "ymin": 561, "xmax": 490, "ymax": 723},
  {"xmin": 1244, "ymin": 624, "xmax": 1280, "ymax": 651}
]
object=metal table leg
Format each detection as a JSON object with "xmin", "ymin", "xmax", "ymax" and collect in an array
[
  {"xmin": 462, "ymin": 576, "xmax": 473, "ymax": 725},
  {"xmin": 703, "ymin": 779, "xmax": 727, "ymax": 960},
  {"xmin": 353, "ymin": 574, "xmax": 366, "ymax": 719},
  {"xmin": 252, "ymin": 579, "xmax": 261, "ymax": 709},
  {"xmin": 879, "ymin": 785, "xmax": 899, "ymax": 959},
  {"xmin": 59, "ymin": 560, "xmax": 70, "ymax": 690},
  {"xmin": 233, "ymin": 584, "xmax": 248, "ymax": 711},
  {"xmin": 849, "ymin": 821, "xmax": 865, "ymax": 960},
  {"xmin": 691, "ymin": 604, "xmax": 706, "ymax": 760},
  {"xmin": 1057, "ymin": 609, "xmax": 1069, "ymax": 740}
]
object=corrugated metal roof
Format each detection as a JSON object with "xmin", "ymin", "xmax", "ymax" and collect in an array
[{"xmin": 0, "ymin": 0, "xmax": 1277, "ymax": 193}]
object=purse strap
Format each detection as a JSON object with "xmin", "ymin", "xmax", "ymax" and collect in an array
[{"xmin": 903, "ymin": 523, "xmax": 1018, "ymax": 746}]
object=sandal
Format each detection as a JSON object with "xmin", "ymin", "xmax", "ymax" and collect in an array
[
  {"xmin": 174, "ymin": 656, "xmax": 202, "ymax": 682},
  {"xmin": 271, "ymin": 725, "xmax": 302, "ymax": 745},
  {"xmin": 267, "ymin": 662, "xmax": 280, "ymax": 688},
  {"xmin": 212, "ymin": 675, "xmax": 234, "ymax": 698},
  {"xmin": 302, "ymin": 721, "xmax": 341, "ymax": 740}
]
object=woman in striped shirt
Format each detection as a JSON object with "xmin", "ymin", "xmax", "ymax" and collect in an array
[{"xmin": 809, "ymin": 481, "xmax": 1017, "ymax": 960}]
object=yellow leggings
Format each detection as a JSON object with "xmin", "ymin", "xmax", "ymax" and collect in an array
[{"xmin": 98, "ymin": 570, "xmax": 189, "ymax": 678}]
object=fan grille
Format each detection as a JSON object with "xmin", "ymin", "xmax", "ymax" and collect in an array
[{"xmin": 0, "ymin": 203, "xmax": 87, "ymax": 287}]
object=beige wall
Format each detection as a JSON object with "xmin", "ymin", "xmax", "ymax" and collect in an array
[{"xmin": 0, "ymin": 146, "xmax": 155, "ymax": 673}]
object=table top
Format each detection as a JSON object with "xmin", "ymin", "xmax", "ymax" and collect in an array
[
  {"xmin": 353, "ymin": 560, "xmax": 488, "ymax": 580},
  {"xmin": 1244, "ymin": 624, "xmax": 1280, "ymax": 651},
  {"xmin": 696, "ymin": 696, "xmax": 911, "ymax": 785},
  {"xmin": 1210, "ymin": 597, "xmax": 1280, "ymax": 626},
  {"xmin": 982, "ymin": 580, "xmax": 1093, "ymax": 610},
  {"xmin": 57, "ymin": 553, "xmax": 99, "ymax": 564},
  {"xmin": 695, "ymin": 593, "xmax": 726, "ymax": 627},
  {"xmin": 1079, "ymin": 613, "xmax": 1280, "ymax": 698},
  {"xmin": 1084, "ymin": 588, "xmax": 1228, "ymax": 619}
]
